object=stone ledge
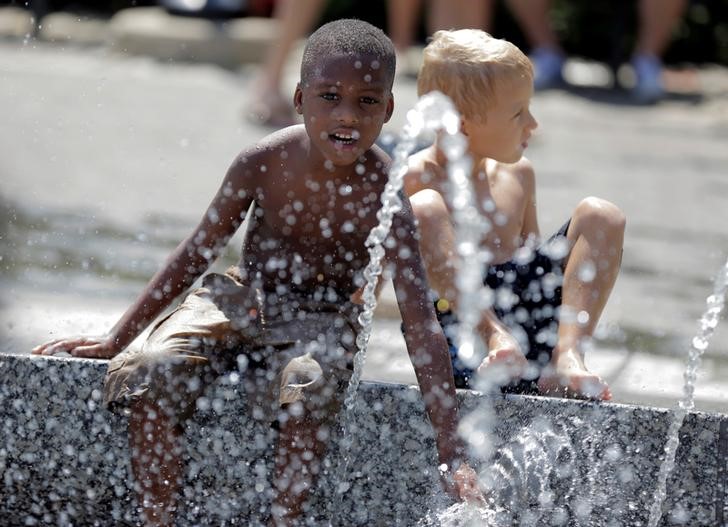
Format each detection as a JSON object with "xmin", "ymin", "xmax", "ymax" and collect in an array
[{"xmin": 1, "ymin": 352, "xmax": 726, "ymax": 526}]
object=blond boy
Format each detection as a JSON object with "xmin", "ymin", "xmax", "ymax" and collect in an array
[{"xmin": 404, "ymin": 30, "xmax": 625, "ymax": 400}]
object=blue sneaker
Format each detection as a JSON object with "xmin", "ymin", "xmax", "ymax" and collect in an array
[
  {"xmin": 530, "ymin": 47, "xmax": 565, "ymax": 90},
  {"xmin": 631, "ymin": 53, "xmax": 664, "ymax": 104}
]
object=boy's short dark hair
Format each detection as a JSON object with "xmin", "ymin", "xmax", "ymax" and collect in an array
[{"xmin": 301, "ymin": 18, "xmax": 396, "ymax": 90}]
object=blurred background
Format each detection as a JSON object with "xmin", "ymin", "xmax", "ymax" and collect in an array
[
  {"xmin": 0, "ymin": 0, "xmax": 727, "ymax": 411},
  {"xmin": 4, "ymin": 0, "xmax": 728, "ymax": 64}
]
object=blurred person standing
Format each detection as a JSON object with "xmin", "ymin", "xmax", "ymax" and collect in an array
[
  {"xmin": 507, "ymin": 0, "xmax": 687, "ymax": 103},
  {"xmin": 248, "ymin": 0, "xmax": 497, "ymax": 126},
  {"xmin": 248, "ymin": 0, "xmax": 327, "ymax": 126}
]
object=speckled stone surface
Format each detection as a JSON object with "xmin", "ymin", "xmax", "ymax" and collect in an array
[{"xmin": 1, "ymin": 353, "xmax": 726, "ymax": 526}]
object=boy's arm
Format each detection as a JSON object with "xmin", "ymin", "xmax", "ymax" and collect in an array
[
  {"xmin": 387, "ymin": 199, "xmax": 483, "ymax": 503},
  {"xmin": 517, "ymin": 157, "xmax": 540, "ymax": 240},
  {"xmin": 33, "ymin": 153, "xmax": 255, "ymax": 358}
]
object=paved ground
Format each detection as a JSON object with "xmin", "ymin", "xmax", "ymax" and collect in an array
[{"xmin": 1, "ymin": 7, "xmax": 727, "ymax": 412}]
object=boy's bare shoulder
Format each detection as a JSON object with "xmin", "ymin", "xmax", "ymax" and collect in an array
[
  {"xmin": 235, "ymin": 124, "xmax": 308, "ymax": 163},
  {"xmin": 367, "ymin": 142, "xmax": 392, "ymax": 172},
  {"xmin": 225, "ymin": 125, "xmax": 309, "ymax": 185},
  {"xmin": 403, "ymin": 146, "xmax": 445, "ymax": 196},
  {"xmin": 488, "ymin": 156, "xmax": 535, "ymax": 190}
]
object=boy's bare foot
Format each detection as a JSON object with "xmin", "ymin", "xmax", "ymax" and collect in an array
[
  {"xmin": 476, "ymin": 330, "xmax": 527, "ymax": 386},
  {"xmin": 537, "ymin": 348, "xmax": 612, "ymax": 400}
]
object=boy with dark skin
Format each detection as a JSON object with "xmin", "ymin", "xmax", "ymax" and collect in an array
[{"xmin": 33, "ymin": 20, "xmax": 482, "ymax": 526}]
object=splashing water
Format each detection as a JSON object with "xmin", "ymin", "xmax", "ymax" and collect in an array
[
  {"xmin": 646, "ymin": 257, "xmax": 728, "ymax": 527},
  {"xmin": 343, "ymin": 91, "xmax": 492, "ymax": 413},
  {"xmin": 333, "ymin": 93, "xmax": 424, "ymax": 507},
  {"xmin": 336, "ymin": 92, "xmax": 495, "ymax": 516},
  {"xmin": 417, "ymin": 500, "xmax": 502, "ymax": 527}
]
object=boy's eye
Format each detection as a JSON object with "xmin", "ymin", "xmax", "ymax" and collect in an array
[
  {"xmin": 321, "ymin": 93, "xmax": 339, "ymax": 101},
  {"xmin": 360, "ymin": 96, "xmax": 379, "ymax": 105},
  {"xmin": 513, "ymin": 110, "xmax": 523, "ymax": 119}
]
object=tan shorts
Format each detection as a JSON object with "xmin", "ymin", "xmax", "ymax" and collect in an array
[{"xmin": 103, "ymin": 272, "xmax": 361, "ymax": 425}]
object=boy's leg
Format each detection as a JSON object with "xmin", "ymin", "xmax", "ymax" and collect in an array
[
  {"xmin": 538, "ymin": 197, "xmax": 625, "ymax": 400},
  {"xmin": 264, "ymin": 317, "xmax": 357, "ymax": 525},
  {"xmin": 105, "ymin": 274, "xmax": 254, "ymax": 524},
  {"xmin": 410, "ymin": 189, "xmax": 526, "ymax": 383},
  {"xmin": 129, "ymin": 399, "xmax": 185, "ymax": 527},
  {"xmin": 271, "ymin": 411, "xmax": 331, "ymax": 526}
]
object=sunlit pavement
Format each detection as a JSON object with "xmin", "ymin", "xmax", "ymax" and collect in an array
[{"xmin": 0, "ymin": 10, "xmax": 727, "ymax": 414}]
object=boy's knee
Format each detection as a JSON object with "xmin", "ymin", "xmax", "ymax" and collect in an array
[{"xmin": 575, "ymin": 197, "xmax": 626, "ymax": 234}]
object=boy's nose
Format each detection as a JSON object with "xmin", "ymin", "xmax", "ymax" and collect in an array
[
  {"xmin": 527, "ymin": 110, "xmax": 538, "ymax": 131},
  {"xmin": 333, "ymin": 101, "xmax": 359, "ymax": 124}
]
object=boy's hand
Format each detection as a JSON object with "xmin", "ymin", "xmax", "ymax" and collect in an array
[
  {"xmin": 32, "ymin": 336, "xmax": 120, "ymax": 359},
  {"xmin": 441, "ymin": 463, "xmax": 487, "ymax": 506}
]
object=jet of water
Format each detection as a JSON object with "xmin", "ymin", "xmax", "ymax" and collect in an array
[
  {"xmin": 343, "ymin": 91, "xmax": 492, "ymax": 414},
  {"xmin": 335, "ymin": 92, "xmax": 495, "ymax": 517},
  {"xmin": 646, "ymin": 257, "xmax": 728, "ymax": 526}
]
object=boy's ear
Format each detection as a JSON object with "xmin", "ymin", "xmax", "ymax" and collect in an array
[
  {"xmin": 383, "ymin": 94, "xmax": 394, "ymax": 123},
  {"xmin": 294, "ymin": 83, "xmax": 303, "ymax": 114},
  {"xmin": 459, "ymin": 117, "xmax": 469, "ymax": 137}
]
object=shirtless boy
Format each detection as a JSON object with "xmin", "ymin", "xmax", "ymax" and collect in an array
[
  {"xmin": 34, "ymin": 20, "xmax": 482, "ymax": 526},
  {"xmin": 404, "ymin": 29, "xmax": 625, "ymax": 400}
]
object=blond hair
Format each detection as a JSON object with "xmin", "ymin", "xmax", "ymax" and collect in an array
[{"xmin": 417, "ymin": 29, "xmax": 533, "ymax": 122}]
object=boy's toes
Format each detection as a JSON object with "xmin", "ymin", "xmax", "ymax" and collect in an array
[
  {"xmin": 477, "ymin": 349, "xmax": 527, "ymax": 386},
  {"xmin": 537, "ymin": 371, "xmax": 611, "ymax": 401},
  {"xmin": 577, "ymin": 375, "xmax": 611, "ymax": 400}
]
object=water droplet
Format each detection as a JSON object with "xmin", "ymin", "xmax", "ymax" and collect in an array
[
  {"xmin": 207, "ymin": 207, "xmax": 220, "ymax": 224},
  {"xmin": 577, "ymin": 310, "xmax": 590, "ymax": 325},
  {"xmin": 578, "ymin": 260, "xmax": 596, "ymax": 282}
]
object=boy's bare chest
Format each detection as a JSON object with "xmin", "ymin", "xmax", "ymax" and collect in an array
[
  {"xmin": 472, "ymin": 177, "xmax": 527, "ymax": 262},
  {"xmin": 262, "ymin": 184, "xmax": 379, "ymax": 234},
  {"xmin": 251, "ymin": 183, "xmax": 384, "ymax": 268}
]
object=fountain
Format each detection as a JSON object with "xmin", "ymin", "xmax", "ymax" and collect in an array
[
  {"xmin": 1, "ymin": 90, "xmax": 727, "ymax": 525},
  {"xmin": 647, "ymin": 258, "xmax": 728, "ymax": 526},
  {"xmin": 334, "ymin": 91, "xmax": 499, "ymax": 524},
  {"xmin": 333, "ymin": 91, "xmax": 728, "ymax": 526}
]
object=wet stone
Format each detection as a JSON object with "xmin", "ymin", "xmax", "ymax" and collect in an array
[{"xmin": 0, "ymin": 353, "xmax": 726, "ymax": 526}]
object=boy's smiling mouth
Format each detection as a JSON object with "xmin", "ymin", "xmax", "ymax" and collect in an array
[{"xmin": 330, "ymin": 129, "xmax": 360, "ymax": 147}]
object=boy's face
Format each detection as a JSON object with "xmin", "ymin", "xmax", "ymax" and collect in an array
[
  {"xmin": 295, "ymin": 53, "xmax": 394, "ymax": 167},
  {"xmin": 461, "ymin": 75, "xmax": 537, "ymax": 164}
]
